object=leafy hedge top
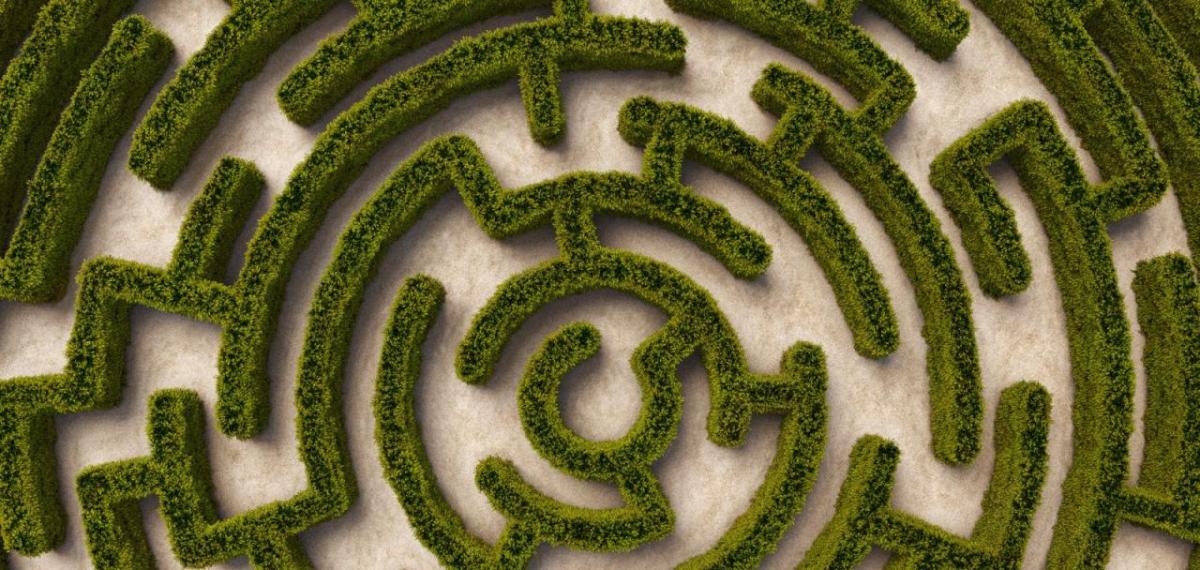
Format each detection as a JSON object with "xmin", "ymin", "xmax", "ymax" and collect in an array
[
  {"xmin": 660, "ymin": 0, "xmax": 985, "ymax": 467},
  {"xmin": 0, "ymin": 0, "xmax": 1196, "ymax": 567},
  {"xmin": 1, "ymin": 3, "xmax": 693, "ymax": 566},
  {"xmin": 967, "ymin": 0, "xmax": 1200, "ymax": 563}
]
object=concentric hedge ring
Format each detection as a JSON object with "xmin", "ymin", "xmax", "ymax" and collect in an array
[{"xmin": 0, "ymin": 0, "xmax": 1198, "ymax": 567}]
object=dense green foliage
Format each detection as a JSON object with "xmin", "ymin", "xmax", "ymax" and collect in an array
[
  {"xmin": 371, "ymin": 136, "xmax": 830, "ymax": 568},
  {"xmin": 1118, "ymin": 254, "xmax": 1200, "ymax": 559},
  {"xmin": 617, "ymin": 97, "xmax": 899, "ymax": 362},
  {"xmin": 965, "ymin": 0, "xmax": 1200, "ymax": 558},
  {"xmin": 0, "ymin": 0, "xmax": 1195, "ymax": 566},
  {"xmin": 0, "ymin": 0, "xmax": 46, "ymax": 66},
  {"xmin": 930, "ymin": 100, "xmax": 1198, "ymax": 568},
  {"xmin": 0, "ymin": 0, "xmax": 135, "ymax": 254},
  {"xmin": 664, "ymin": 0, "xmax": 983, "ymax": 465},
  {"xmin": 37, "ymin": 4, "xmax": 716, "ymax": 566},
  {"xmin": 802, "ymin": 382, "xmax": 1049, "ymax": 568},
  {"xmin": 128, "ymin": 0, "xmax": 341, "ymax": 189},
  {"xmin": 281, "ymin": 0, "xmax": 685, "ymax": 144},
  {"xmin": 0, "ymin": 13, "xmax": 169, "ymax": 558},
  {"xmin": 278, "ymin": 0, "xmax": 543, "ymax": 125},
  {"xmin": 0, "ymin": 16, "xmax": 170, "ymax": 303}
]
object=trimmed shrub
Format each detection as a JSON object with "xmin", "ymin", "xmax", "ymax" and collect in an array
[
  {"xmin": 617, "ymin": 97, "xmax": 899, "ymax": 363},
  {"xmin": 0, "ymin": 15, "xmax": 169, "ymax": 557},
  {"xmin": 970, "ymin": 0, "xmax": 1197, "ymax": 262},
  {"xmin": 78, "ymin": 390, "xmax": 311, "ymax": 569},
  {"xmin": 930, "ymin": 100, "xmax": 1166, "ymax": 568},
  {"xmin": 277, "ymin": 0, "xmax": 545, "ymax": 125},
  {"xmin": 0, "ymin": 0, "xmax": 135, "ymax": 253},
  {"xmin": 1, "ymin": 5, "xmax": 692, "ymax": 564},
  {"xmin": 802, "ymin": 381, "xmax": 1050, "ymax": 568},
  {"xmin": 134, "ymin": 0, "xmax": 686, "ymax": 190},
  {"xmin": 0, "ymin": 15, "xmax": 171, "ymax": 303},
  {"xmin": 378, "ymin": 233, "xmax": 828, "ymax": 568},
  {"xmin": 662, "ymin": 0, "xmax": 983, "ymax": 466},
  {"xmin": 167, "ymin": 158, "xmax": 265, "ymax": 282},
  {"xmin": 0, "ymin": 0, "xmax": 46, "ymax": 66},
  {"xmin": 1117, "ymin": 254, "xmax": 1200, "ymax": 545},
  {"xmin": 128, "ymin": 0, "xmax": 340, "ymax": 189},
  {"xmin": 73, "ymin": 118, "xmax": 810, "ymax": 567}
]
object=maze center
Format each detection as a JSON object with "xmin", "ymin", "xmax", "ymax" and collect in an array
[{"xmin": 0, "ymin": 0, "xmax": 1196, "ymax": 568}]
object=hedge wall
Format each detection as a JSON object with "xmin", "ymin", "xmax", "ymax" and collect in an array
[
  {"xmin": 1117, "ymin": 254, "xmax": 1200, "ymax": 556},
  {"xmin": 964, "ymin": 0, "xmax": 1200, "ymax": 557},
  {"xmin": 0, "ymin": 14, "xmax": 170, "ymax": 558},
  {"xmin": 0, "ymin": 0, "xmax": 46, "ymax": 66},
  {"xmin": 662, "ymin": 0, "xmax": 983, "ymax": 465},
  {"xmin": 0, "ymin": 15, "xmax": 170, "ymax": 303},
  {"xmin": 277, "ymin": 0, "xmax": 544, "ymax": 125},
  {"xmin": 128, "ymin": 0, "xmax": 339, "ymax": 189},
  {"xmin": 617, "ymin": 97, "xmax": 900, "ymax": 364},
  {"xmin": 73, "ymin": 122, "xmax": 812, "ymax": 567},
  {"xmin": 3, "ymin": 4, "xmax": 694, "ymax": 564},
  {"xmin": 0, "ymin": 0, "xmax": 135, "ymax": 256},
  {"xmin": 369, "ymin": 142, "xmax": 832, "ymax": 565},
  {"xmin": 930, "ymin": 100, "xmax": 1153, "ymax": 568},
  {"xmin": 802, "ymin": 381, "xmax": 1049, "ymax": 568}
]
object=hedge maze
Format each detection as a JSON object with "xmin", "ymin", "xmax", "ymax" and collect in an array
[{"xmin": 0, "ymin": 0, "xmax": 1198, "ymax": 567}]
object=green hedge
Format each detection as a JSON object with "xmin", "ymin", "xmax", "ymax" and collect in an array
[
  {"xmin": 280, "ymin": 0, "xmax": 684, "ymax": 144},
  {"xmin": 964, "ymin": 0, "xmax": 1200, "ymax": 556},
  {"xmin": 277, "ymin": 0, "xmax": 544, "ymax": 125},
  {"xmin": 0, "ymin": 157, "xmax": 254, "ymax": 564},
  {"xmin": 78, "ymin": 390, "xmax": 311, "ymax": 569},
  {"xmin": 167, "ymin": 158, "xmax": 264, "ymax": 282},
  {"xmin": 801, "ymin": 381, "xmax": 1049, "ymax": 568},
  {"xmin": 1116, "ymin": 254, "xmax": 1200, "ymax": 552},
  {"xmin": 216, "ymin": 2, "xmax": 685, "ymax": 437},
  {"xmin": 664, "ymin": 0, "xmax": 983, "ymax": 465},
  {"xmin": 0, "ymin": 15, "xmax": 169, "ymax": 557},
  {"xmin": 617, "ymin": 97, "xmax": 899, "ymax": 362},
  {"xmin": 0, "ymin": 15, "xmax": 170, "ymax": 303},
  {"xmin": 1072, "ymin": 0, "xmax": 1200, "ymax": 256},
  {"xmin": 134, "ymin": 0, "xmax": 685, "ymax": 190},
  {"xmin": 0, "ymin": 0, "xmax": 134, "ymax": 254},
  {"xmin": 128, "ymin": 0, "xmax": 340, "ymax": 189},
  {"xmin": 0, "ymin": 0, "xmax": 46, "ymax": 66},
  {"xmin": 72, "ymin": 115, "xmax": 816, "ymax": 567},
  {"xmin": 371, "ymin": 157, "xmax": 831, "ymax": 566},
  {"xmin": 0, "ymin": 5, "xmax": 696, "ymax": 565},
  {"xmin": 930, "ymin": 100, "xmax": 1148, "ymax": 568}
]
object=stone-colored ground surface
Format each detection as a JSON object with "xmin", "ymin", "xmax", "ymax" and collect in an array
[{"xmin": 0, "ymin": 0, "xmax": 1191, "ymax": 568}]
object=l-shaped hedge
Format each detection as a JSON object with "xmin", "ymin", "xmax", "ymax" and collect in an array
[
  {"xmin": 128, "ymin": 0, "xmax": 340, "ymax": 189},
  {"xmin": 929, "ymin": 100, "xmax": 1186, "ymax": 568}
]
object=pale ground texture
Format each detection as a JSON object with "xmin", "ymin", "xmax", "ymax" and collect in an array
[{"xmin": 0, "ymin": 0, "xmax": 1192, "ymax": 568}]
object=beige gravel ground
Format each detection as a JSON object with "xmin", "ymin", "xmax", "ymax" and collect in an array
[{"xmin": 0, "ymin": 0, "xmax": 1193, "ymax": 567}]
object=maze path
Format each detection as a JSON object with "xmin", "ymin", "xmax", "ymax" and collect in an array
[{"xmin": 0, "ymin": 0, "xmax": 1197, "ymax": 567}]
